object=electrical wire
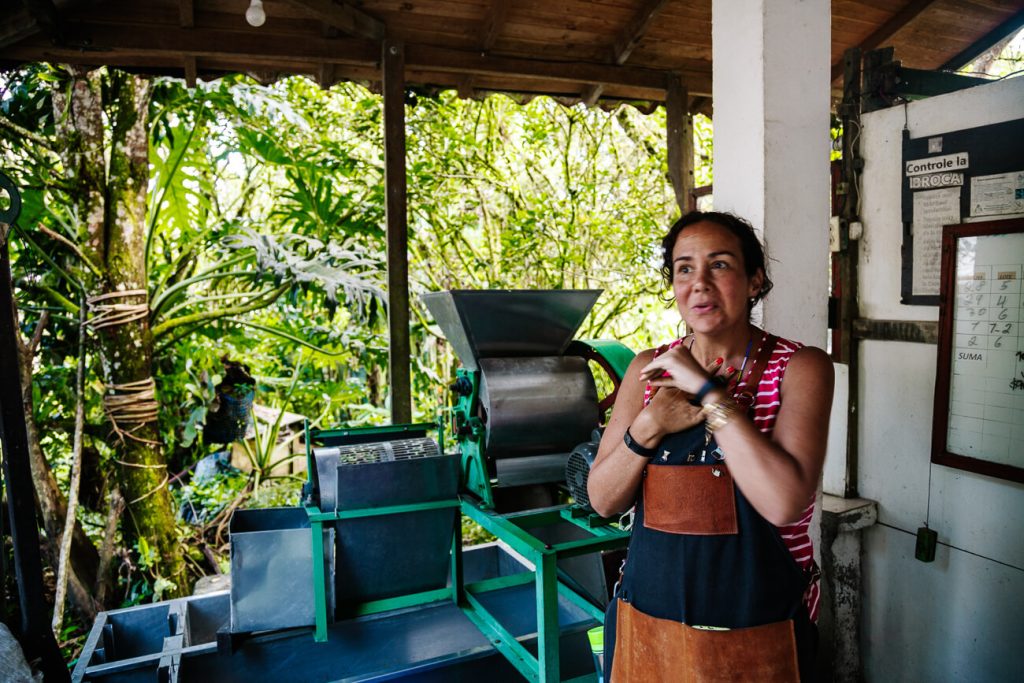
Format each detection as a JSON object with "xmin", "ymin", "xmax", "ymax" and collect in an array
[{"xmin": 875, "ymin": 521, "xmax": 1023, "ymax": 572}]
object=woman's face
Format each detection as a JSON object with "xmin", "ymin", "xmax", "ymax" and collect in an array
[{"xmin": 670, "ymin": 220, "xmax": 764, "ymax": 336}]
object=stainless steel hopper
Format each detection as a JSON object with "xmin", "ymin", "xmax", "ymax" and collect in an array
[
  {"xmin": 423, "ymin": 289, "xmax": 619, "ymax": 509},
  {"xmin": 421, "ymin": 289, "xmax": 602, "ymax": 370}
]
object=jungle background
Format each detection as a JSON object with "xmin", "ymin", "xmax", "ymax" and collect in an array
[
  {"xmin": 0, "ymin": 63, "xmax": 710, "ymax": 663},
  {"xmin": 1, "ymin": 31, "xmax": 1019, "ymax": 664}
]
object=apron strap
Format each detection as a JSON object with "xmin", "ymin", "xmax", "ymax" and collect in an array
[{"xmin": 734, "ymin": 332, "xmax": 779, "ymax": 412}]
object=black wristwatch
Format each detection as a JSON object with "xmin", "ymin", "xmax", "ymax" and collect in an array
[
  {"xmin": 689, "ymin": 374, "xmax": 727, "ymax": 406},
  {"xmin": 623, "ymin": 427, "xmax": 657, "ymax": 458}
]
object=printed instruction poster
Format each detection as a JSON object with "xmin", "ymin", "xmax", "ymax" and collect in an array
[
  {"xmin": 912, "ymin": 187, "xmax": 961, "ymax": 296},
  {"xmin": 971, "ymin": 171, "xmax": 1024, "ymax": 217}
]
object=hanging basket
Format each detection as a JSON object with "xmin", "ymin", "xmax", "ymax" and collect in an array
[{"xmin": 204, "ymin": 388, "xmax": 255, "ymax": 445}]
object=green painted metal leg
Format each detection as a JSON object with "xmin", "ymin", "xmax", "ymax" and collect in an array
[
  {"xmin": 311, "ymin": 520, "xmax": 328, "ymax": 642},
  {"xmin": 536, "ymin": 551, "xmax": 560, "ymax": 682},
  {"xmin": 451, "ymin": 523, "xmax": 464, "ymax": 605}
]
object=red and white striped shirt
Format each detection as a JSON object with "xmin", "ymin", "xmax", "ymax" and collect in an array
[{"xmin": 644, "ymin": 334, "xmax": 821, "ymax": 621}]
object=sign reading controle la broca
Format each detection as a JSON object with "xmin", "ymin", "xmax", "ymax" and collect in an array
[
  {"xmin": 905, "ymin": 152, "xmax": 969, "ymax": 177},
  {"xmin": 909, "ymin": 172, "xmax": 964, "ymax": 189}
]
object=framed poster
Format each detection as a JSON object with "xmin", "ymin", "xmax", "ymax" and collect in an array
[
  {"xmin": 901, "ymin": 118, "xmax": 1024, "ymax": 305},
  {"xmin": 932, "ymin": 217, "xmax": 1024, "ymax": 483}
]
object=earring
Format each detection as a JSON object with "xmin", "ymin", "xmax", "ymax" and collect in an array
[{"xmin": 676, "ymin": 319, "xmax": 686, "ymax": 339}]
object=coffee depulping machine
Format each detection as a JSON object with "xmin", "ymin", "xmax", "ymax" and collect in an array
[{"xmin": 72, "ymin": 290, "xmax": 633, "ymax": 683}]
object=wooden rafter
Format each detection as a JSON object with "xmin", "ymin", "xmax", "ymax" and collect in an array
[
  {"xmin": 179, "ymin": 0, "xmax": 194, "ymax": 29},
  {"xmin": 613, "ymin": 0, "xmax": 671, "ymax": 66},
  {"xmin": 16, "ymin": 22, "xmax": 689, "ymax": 93},
  {"xmin": 940, "ymin": 8, "xmax": 1024, "ymax": 71},
  {"xmin": 19, "ymin": 0, "xmax": 63, "ymax": 42},
  {"xmin": 460, "ymin": 1, "xmax": 512, "ymax": 99},
  {"xmin": 829, "ymin": 0, "xmax": 938, "ymax": 81},
  {"xmin": 582, "ymin": 0, "xmax": 669, "ymax": 106},
  {"xmin": 284, "ymin": 0, "xmax": 385, "ymax": 41},
  {"xmin": 481, "ymin": 0, "xmax": 511, "ymax": 53}
]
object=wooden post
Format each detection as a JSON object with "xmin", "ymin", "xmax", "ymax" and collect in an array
[
  {"xmin": 383, "ymin": 39, "xmax": 412, "ymax": 424},
  {"xmin": 665, "ymin": 74, "xmax": 693, "ymax": 213},
  {"xmin": 838, "ymin": 47, "xmax": 862, "ymax": 498}
]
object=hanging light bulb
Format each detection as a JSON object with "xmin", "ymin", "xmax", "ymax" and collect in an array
[{"xmin": 245, "ymin": 0, "xmax": 266, "ymax": 27}]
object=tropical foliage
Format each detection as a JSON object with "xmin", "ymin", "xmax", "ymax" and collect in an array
[{"xmin": 0, "ymin": 63, "xmax": 712, "ymax": 650}]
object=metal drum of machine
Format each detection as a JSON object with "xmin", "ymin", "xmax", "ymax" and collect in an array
[
  {"xmin": 423, "ymin": 289, "xmax": 634, "ymax": 611},
  {"xmin": 422, "ymin": 289, "xmax": 633, "ymax": 511}
]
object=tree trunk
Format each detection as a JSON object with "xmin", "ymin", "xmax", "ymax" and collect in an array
[
  {"xmin": 0, "ymin": 67, "xmax": 114, "ymax": 621},
  {"xmin": 50, "ymin": 66, "xmax": 188, "ymax": 600},
  {"xmin": 11, "ymin": 304, "xmax": 102, "ymax": 620},
  {"xmin": 98, "ymin": 71, "xmax": 188, "ymax": 596}
]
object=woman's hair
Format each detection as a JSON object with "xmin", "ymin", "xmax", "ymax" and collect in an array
[{"xmin": 660, "ymin": 210, "xmax": 774, "ymax": 310}]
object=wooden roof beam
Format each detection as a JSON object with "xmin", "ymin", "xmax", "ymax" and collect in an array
[
  {"xmin": 460, "ymin": 1, "xmax": 512, "ymax": 99},
  {"xmin": 284, "ymin": 0, "xmax": 384, "ymax": 41},
  {"xmin": 11, "ymin": 22, "xmax": 691, "ymax": 93},
  {"xmin": 940, "ymin": 8, "xmax": 1024, "ymax": 71},
  {"xmin": 582, "ymin": 0, "xmax": 669, "ymax": 106},
  {"xmin": 20, "ymin": 0, "xmax": 63, "ymax": 42},
  {"xmin": 481, "ymin": 0, "xmax": 511, "ymax": 53},
  {"xmin": 179, "ymin": 0, "xmax": 194, "ymax": 29},
  {"xmin": 829, "ymin": 0, "xmax": 938, "ymax": 82}
]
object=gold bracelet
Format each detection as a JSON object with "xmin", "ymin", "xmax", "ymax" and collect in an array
[{"xmin": 701, "ymin": 397, "xmax": 738, "ymax": 432}]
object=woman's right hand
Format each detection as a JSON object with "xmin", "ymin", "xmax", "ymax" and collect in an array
[
  {"xmin": 634, "ymin": 355, "xmax": 732, "ymax": 440},
  {"xmin": 636, "ymin": 386, "xmax": 705, "ymax": 437}
]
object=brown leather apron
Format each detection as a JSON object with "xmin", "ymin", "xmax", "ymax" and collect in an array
[
  {"xmin": 612, "ymin": 599, "xmax": 799, "ymax": 682},
  {"xmin": 609, "ymin": 334, "xmax": 802, "ymax": 682}
]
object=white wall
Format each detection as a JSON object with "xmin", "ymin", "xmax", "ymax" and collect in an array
[{"xmin": 857, "ymin": 77, "xmax": 1024, "ymax": 682}]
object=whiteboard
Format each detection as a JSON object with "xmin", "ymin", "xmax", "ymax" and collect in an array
[{"xmin": 933, "ymin": 219, "xmax": 1024, "ymax": 483}]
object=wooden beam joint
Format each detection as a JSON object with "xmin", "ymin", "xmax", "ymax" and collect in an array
[{"xmin": 285, "ymin": 0, "xmax": 385, "ymax": 40}]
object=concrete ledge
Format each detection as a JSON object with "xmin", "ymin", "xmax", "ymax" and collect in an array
[{"xmin": 822, "ymin": 494, "xmax": 878, "ymax": 532}]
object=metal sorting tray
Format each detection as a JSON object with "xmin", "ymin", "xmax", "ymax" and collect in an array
[
  {"xmin": 72, "ymin": 544, "xmax": 599, "ymax": 683},
  {"xmin": 229, "ymin": 507, "xmax": 335, "ymax": 633},
  {"xmin": 72, "ymin": 591, "xmax": 229, "ymax": 682}
]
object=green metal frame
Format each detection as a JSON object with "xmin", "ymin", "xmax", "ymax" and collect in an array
[
  {"xmin": 458, "ymin": 498, "xmax": 628, "ymax": 682},
  {"xmin": 299, "ymin": 337, "xmax": 634, "ymax": 679},
  {"xmin": 450, "ymin": 368, "xmax": 494, "ymax": 507},
  {"xmin": 303, "ymin": 421, "xmax": 462, "ymax": 643},
  {"xmin": 305, "ymin": 500, "xmax": 462, "ymax": 640},
  {"xmin": 451, "ymin": 339, "xmax": 635, "ymax": 510}
]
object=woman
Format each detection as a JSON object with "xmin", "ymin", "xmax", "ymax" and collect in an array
[{"xmin": 588, "ymin": 211, "xmax": 833, "ymax": 682}]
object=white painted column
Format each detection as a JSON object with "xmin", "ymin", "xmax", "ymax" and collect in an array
[{"xmin": 712, "ymin": 0, "xmax": 831, "ymax": 346}]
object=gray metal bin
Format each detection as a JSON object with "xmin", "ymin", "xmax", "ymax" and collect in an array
[{"xmin": 229, "ymin": 507, "xmax": 334, "ymax": 633}]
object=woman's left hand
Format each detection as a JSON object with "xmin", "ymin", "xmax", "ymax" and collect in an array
[{"xmin": 637, "ymin": 344, "xmax": 712, "ymax": 396}]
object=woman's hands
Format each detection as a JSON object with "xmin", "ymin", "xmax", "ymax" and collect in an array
[
  {"xmin": 638, "ymin": 343, "xmax": 717, "ymax": 396},
  {"xmin": 640, "ymin": 387, "xmax": 706, "ymax": 436},
  {"xmin": 636, "ymin": 348, "xmax": 732, "ymax": 438}
]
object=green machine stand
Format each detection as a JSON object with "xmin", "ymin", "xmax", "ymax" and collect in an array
[{"xmin": 424, "ymin": 289, "xmax": 636, "ymax": 682}]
